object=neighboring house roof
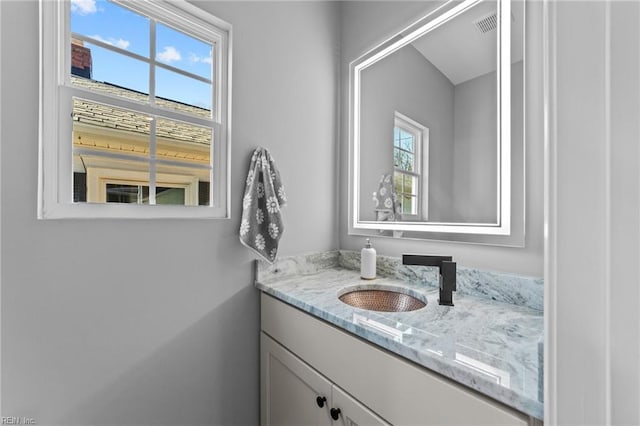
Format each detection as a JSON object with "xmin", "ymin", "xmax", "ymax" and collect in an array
[{"xmin": 71, "ymin": 75, "xmax": 213, "ymax": 147}]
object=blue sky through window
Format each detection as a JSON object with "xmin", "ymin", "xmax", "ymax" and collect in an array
[{"xmin": 71, "ymin": 0, "xmax": 213, "ymax": 111}]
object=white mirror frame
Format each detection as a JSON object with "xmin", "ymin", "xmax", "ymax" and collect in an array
[{"xmin": 349, "ymin": 0, "xmax": 513, "ymax": 237}]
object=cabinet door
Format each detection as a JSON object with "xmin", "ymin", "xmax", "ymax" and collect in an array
[
  {"xmin": 332, "ymin": 385, "xmax": 391, "ymax": 426},
  {"xmin": 261, "ymin": 333, "xmax": 333, "ymax": 426}
]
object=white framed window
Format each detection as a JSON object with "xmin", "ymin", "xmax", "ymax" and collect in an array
[
  {"xmin": 393, "ymin": 112, "xmax": 428, "ymax": 221},
  {"xmin": 39, "ymin": 0, "xmax": 231, "ymax": 219}
]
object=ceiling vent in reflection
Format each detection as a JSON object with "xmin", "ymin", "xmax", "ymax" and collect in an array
[
  {"xmin": 473, "ymin": 11, "xmax": 515, "ymax": 35},
  {"xmin": 473, "ymin": 12, "xmax": 498, "ymax": 34}
]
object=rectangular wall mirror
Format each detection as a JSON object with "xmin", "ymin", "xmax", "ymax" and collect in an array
[{"xmin": 348, "ymin": 0, "xmax": 525, "ymax": 246}]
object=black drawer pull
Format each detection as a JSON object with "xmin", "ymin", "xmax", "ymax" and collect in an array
[{"xmin": 330, "ymin": 407, "xmax": 341, "ymax": 421}]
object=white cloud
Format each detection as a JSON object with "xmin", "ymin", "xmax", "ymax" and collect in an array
[
  {"xmin": 91, "ymin": 35, "xmax": 130, "ymax": 50},
  {"xmin": 113, "ymin": 39, "xmax": 130, "ymax": 50},
  {"xmin": 189, "ymin": 52, "xmax": 213, "ymax": 65},
  {"xmin": 71, "ymin": 0, "xmax": 97, "ymax": 15},
  {"xmin": 158, "ymin": 46, "xmax": 182, "ymax": 63}
]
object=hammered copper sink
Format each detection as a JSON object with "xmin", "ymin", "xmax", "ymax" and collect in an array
[{"xmin": 338, "ymin": 288, "xmax": 427, "ymax": 312}]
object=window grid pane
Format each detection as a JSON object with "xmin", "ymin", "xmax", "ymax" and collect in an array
[
  {"xmin": 156, "ymin": 22, "xmax": 213, "ymax": 81},
  {"xmin": 394, "ymin": 147, "xmax": 415, "ymax": 172},
  {"xmin": 70, "ymin": 41, "xmax": 151, "ymax": 102},
  {"xmin": 155, "ymin": 66, "xmax": 213, "ymax": 116}
]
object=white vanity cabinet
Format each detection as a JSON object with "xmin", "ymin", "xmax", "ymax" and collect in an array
[
  {"xmin": 260, "ymin": 293, "xmax": 533, "ymax": 426},
  {"xmin": 261, "ymin": 333, "xmax": 390, "ymax": 425}
]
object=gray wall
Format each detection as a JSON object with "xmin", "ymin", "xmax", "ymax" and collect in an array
[
  {"xmin": 451, "ymin": 61, "xmax": 524, "ymax": 223},
  {"xmin": 0, "ymin": 1, "xmax": 339, "ymax": 424},
  {"xmin": 340, "ymin": 1, "xmax": 544, "ymax": 276},
  {"xmin": 359, "ymin": 45, "xmax": 454, "ymax": 222},
  {"xmin": 451, "ymin": 69, "xmax": 497, "ymax": 223}
]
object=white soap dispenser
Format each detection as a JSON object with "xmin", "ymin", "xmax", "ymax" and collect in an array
[{"xmin": 360, "ymin": 239, "xmax": 376, "ymax": 280}]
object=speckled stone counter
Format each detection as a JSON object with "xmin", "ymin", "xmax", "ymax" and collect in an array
[{"xmin": 255, "ymin": 250, "xmax": 544, "ymax": 420}]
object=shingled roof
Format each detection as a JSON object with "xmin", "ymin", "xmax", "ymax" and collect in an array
[{"xmin": 71, "ymin": 75, "xmax": 213, "ymax": 147}]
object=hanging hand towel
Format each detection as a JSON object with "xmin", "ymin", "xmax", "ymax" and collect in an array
[
  {"xmin": 372, "ymin": 173, "xmax": 401, "ymax": 222},
  {"xmin": 239, "ymin": 147, "xmax": 287, "ymax": 263}
]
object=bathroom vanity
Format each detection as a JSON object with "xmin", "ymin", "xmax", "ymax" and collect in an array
[{"xmin": 256, "ymin": 251, "xmax": 543, "ymax": 425}]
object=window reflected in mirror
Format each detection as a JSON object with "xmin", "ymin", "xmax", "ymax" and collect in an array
[{"xmin": 392, "ymin": 112, "xmax": 427, "ymax": 220}]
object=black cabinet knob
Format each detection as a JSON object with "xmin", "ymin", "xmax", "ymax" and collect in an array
[
  {"xmin": 316, "ymin": 396, "xmax": 327, "ymax": 408},
  {"xmin": 330, "ymin": 407, "xmax": 341, "ymax": 421}
]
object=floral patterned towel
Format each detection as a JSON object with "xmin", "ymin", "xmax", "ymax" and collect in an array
[
  {"xmin": 372, "ymin": 173, "xmax": 401, "ymax": 222},
  {"xmin": 239, "ymin": 147, "xmax": 287, "ymax": 264}
]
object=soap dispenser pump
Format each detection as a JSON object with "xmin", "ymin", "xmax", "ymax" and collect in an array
[{"xmin": 360, "ymin": 239, "xmax": 376, "ymax": 280}]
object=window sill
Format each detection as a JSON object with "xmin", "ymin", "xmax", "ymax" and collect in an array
[{"xmin": 38, "ymin": 202, "xmax": 230, "ymax": 220}]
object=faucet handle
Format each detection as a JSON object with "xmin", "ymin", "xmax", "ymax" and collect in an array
[
  {"xmin": 438, "ymin": 261, "xmax": 457, "ymax": 306},
  {"xmin": 441, "ymin": 261, "xmax": 456, "ymax": 292}
]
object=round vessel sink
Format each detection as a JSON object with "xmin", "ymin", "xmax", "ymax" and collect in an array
[{"xmin": 338, "ymin": 287, "xmax": 426, "ymax": 312}]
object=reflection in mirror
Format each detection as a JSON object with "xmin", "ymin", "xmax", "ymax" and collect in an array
[{"xmin": 351, "ymin": 0, "xmax": 524, "ymax": 242}]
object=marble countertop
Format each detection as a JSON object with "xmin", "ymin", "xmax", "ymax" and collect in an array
[{"xmin": 255, "ymin": 251, "xmax": 543, "ymax": 420}]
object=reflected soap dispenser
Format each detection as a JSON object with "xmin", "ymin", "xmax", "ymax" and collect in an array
[{"xmin": 360, "ymin": 239, "xmax": 376, "ymax": 280}]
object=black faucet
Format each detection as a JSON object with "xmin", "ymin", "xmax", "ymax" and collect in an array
[{"xmin": 402, "ymin": 254, "xmax": 456, "ymax": 306}]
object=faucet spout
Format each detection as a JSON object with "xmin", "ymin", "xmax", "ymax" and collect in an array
[{"xmin": 402, "ymin": 254, "xmax": 457, "ymax": 306}]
